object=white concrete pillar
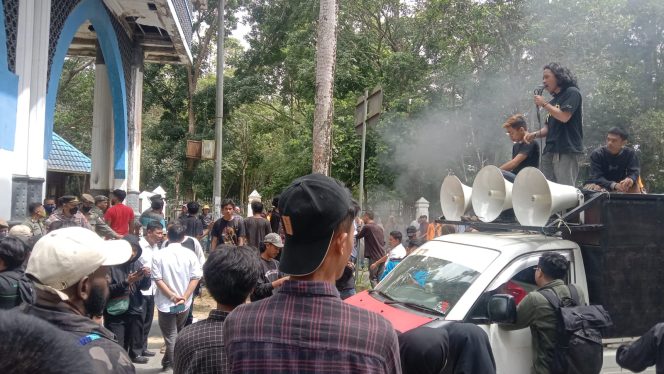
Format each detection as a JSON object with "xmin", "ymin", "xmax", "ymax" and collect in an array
[
  {"xmin": 415, "ymin": 197, "xmax": 430, "ymax": 221},
  {"xmin": 90, "ymin": 47, "xmax": 114, "ymax": 196},
  {"xmin": 10, "ymin": 0, "xmax": 51, "ymax": 221},
  {"xmin": 126, "ymin": 43, "xmax": 144, "ymax": 212}
]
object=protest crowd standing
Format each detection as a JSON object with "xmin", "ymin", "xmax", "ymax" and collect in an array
[{"xmin": 0, "ymin": 168, "xmax": 662, "ymax": 374}]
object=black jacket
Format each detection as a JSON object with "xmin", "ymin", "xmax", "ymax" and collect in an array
[
  {"xmin": 18, "ymin": 292, "xmax": 135, "ymax": 373},
  {"xmin": 107, "ymin": 248, "xmax": 150, "ymax": 316},
  {"xmin": 0, "ymin": 267, "xmax": 33, "ymax": 309}
]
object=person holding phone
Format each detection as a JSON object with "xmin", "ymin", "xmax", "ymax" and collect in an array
[
  {"xmin": 152, "ymin": 223, "xmax": 203, "ymax": 371},
  {"xmin": 104, "ymin": 234, "xmax": 152, "ymax": 364}
]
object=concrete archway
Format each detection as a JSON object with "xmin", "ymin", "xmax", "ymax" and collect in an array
[{"xmin": 45, "ymin": 0, "xmax": 127, "ymax": 180}]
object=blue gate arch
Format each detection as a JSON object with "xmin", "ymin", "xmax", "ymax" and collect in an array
[
  {"xmin": 45, "ymin": 0, "xmax": 127, "ymax": 179},
  {"xmin": 0, "ymin": 3, "xmax": 19, "ymax": 152}
]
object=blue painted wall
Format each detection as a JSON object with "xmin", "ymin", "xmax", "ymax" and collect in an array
[
  {"xmin": 45, "ymin": 0, "xmax": 127, "ymax": 179},
  {"xmin": 0, "ymin": 1, "xmax": 19, "ymax": 152}
]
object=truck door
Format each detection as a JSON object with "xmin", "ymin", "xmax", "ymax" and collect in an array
[{"xmin": 468, "ymin": 251, "xmax": 574, "ymax": 374}]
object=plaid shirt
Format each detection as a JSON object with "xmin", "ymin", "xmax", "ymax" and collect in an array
[
  {"xmin": 224, "ymin": 280, "xmax": 401, "ymax": 373},
  {"xmin": 174, "ymin": 309, "xmax": 231, "ymax": 374}
]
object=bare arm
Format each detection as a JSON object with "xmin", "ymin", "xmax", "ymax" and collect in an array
[
  {"xmin": 499, "ymin": 153, "xmax": 528, "ymax": 171},
  {"xmin": 370, "ymin": 254, "xmax": 389, "ymax": 270},
  {"xmin": 525, "ymin": 125, "xmax": 549, "ymax": 144}
]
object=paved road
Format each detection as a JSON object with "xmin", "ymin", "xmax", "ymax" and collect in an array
[{"xmin": 135, "ymin": 319, "xmax": 168, "ymax": 373}]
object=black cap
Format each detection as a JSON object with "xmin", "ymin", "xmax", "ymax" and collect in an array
[{"xmin": 278, "ymin": 174, "xmax": 353, "ymax": 276}]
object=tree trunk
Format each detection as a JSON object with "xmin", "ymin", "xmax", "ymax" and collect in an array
[
  {"xmin": 311, "ymin": 0, "xmax": 338, "ymax": 175},
  {"xmin": 187, "ymin": 66, "xmax": 196, "ymax": 135}
]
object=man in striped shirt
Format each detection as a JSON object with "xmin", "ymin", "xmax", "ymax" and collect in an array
[{"xmin": 223, "ymin": 174, "xmax": 401, "ymax": 373}]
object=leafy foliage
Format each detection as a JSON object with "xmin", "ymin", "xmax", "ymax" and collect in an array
[{"xmin": 53, "ymin": 0, "xmax": 664, "ymax": 216}]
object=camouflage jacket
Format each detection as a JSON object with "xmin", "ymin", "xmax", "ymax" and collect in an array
[
  {"xmin": 44, "ymin": 209, "xmax": 93, "ymax": 231},
  {"xmin": 86, "ymin": 207, "xmax": 120, "ymax": 239},
  {"xmin": 21, "ymin": 217, "xmax": 46, "ymax": 237}
]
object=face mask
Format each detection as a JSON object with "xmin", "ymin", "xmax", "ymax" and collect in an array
[
  {"xmin": 45, "ymin": 205, "xmax": 56, "ymax": 214},
  {"xmin": 69, "ymin": 206, "xmax": 79, "ymax": 215},
  {"xmin": 81, "ymin": 206, "xmax": 92, "ymax": 214}
]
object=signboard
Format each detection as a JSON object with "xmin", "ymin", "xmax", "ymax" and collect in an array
[
  {"xmin": 201, "ymin": 140, "xmax": 216, "ymax": 160},
  {"xmin": 354, "ymin": 86, "xmax": 383, "ymax": 134}
]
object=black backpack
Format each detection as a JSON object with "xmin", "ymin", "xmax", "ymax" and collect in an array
[{"xmin": 540, "ymin": 285, "xmax": 613, "ymax": 374}]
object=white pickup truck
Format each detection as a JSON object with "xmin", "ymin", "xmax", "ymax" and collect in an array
[{"xmin": 347, "ymin": 193, "xmax": 662, "ymax": 373}]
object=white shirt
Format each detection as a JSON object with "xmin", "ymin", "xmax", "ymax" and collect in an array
[
  {"xmin": 162, "ymin": 236, "xmax": 206, "ymax": 268},
  {"xmin": 138, "ymin": 237, "xmax": 159, "ymax": 296},
  {"xmin": 388, "ymin": 243, "xmax": 406, "ymax": 260},
  {"xmin": 151, "ymin": 242, "xmax": 203, "ymax": 313}
]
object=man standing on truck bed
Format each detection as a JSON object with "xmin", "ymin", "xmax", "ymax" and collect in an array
[
  {"xmin": 524, "ymin": 63, "xmax": 583, "ymax": 187},
  {"xmin": 500, "ymin": 252, "xmax": 586, "ymax": 374}
]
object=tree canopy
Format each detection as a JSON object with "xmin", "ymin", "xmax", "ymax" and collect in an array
[{"xmin": 55, "ymin": 0, "xmax": 664, "ymax": 217}]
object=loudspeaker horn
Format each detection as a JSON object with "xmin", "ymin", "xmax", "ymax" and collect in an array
[
  {"xmin": 471, "ymin": 165, "xmax": 513, "ymax": 222},
  {"xmin": 440, "ymin": 175, "xmax": 472, "ymax": 221},
  {"xmin": 512, "ymin": 167, "xmax": 583, "ymax": 227}
]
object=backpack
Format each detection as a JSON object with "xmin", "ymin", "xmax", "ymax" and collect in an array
[{"xmin": 539, "ymin": 285, "xmax": 613, "ymax": 374}]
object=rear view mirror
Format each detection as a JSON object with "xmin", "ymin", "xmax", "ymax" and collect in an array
[{"xmin": 488, "ymin": 294, "xmax": 517, "ymax": 324}]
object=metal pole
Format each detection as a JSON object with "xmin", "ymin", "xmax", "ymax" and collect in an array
[
  {"xmin": 359, "ymin": 90, "xmax": 368, "ymax": 212},
  {"xmin": 213, "ymin": 0, "xmax": 225, "ymax": 219}
]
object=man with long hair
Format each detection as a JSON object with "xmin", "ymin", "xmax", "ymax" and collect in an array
[{"xmin": 525, "ymin": 63, "xmax": 583, "ymax": 186}]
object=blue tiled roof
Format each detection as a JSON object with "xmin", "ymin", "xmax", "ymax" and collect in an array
[{"xmin": 48, "ymin": 133, "xmax": 91, "ymax": 174}]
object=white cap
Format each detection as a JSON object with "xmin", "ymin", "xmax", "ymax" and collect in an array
[{"xmin": 26, "ymin": 227, "xmax": 132, "ymax": 300}]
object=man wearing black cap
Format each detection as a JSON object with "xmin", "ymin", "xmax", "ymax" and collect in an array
[
  {"xmin": 44, "ymin": 196, "xmax": 92, "ymax": 231},
  {"xmin": 224, "ymin": 174, "xmax": 401, "ymax": 373}
]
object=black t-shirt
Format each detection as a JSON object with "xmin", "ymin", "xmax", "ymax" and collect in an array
[
  {"xmin": 179, "ymin": 214, "xmax": 204, "ymax": 238},
  {"xmin": 244, "ymin": 216, "xmax": 272, "ymax": 251},
  {"xmin": 357, "ymin": 223, "xmax": 385, "ymax": 261},
  {"xmin": 211, "ymin": 216, "xmax": 246, "ymax": 246},
  {"xmin": 544, "ymin": 86, "xmax": 583, "ymax": 154},
  {"xmin": 586, "ymin": 146, "xmax": 640, "ymax": 190},
  {"xmin": 270, "ymin": 210, "xmax": 281, "ymax": 234},
  {"xmin": 512, "ymin": 141, "xmax": 540, "ymax": 175}
]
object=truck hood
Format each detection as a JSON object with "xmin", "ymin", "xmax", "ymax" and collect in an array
[{"xmin": 345, "ymin": 290, "xmax": 435, "ymax": 333}]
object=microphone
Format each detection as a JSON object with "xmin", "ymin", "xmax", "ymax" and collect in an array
[{"xmin": 534, "ymin": 85, "xmax": 545, "ymax": 95}]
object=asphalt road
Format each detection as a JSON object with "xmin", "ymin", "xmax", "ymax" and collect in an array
[{"xmin": 135, "ymin": 318, "xmax": 170, "ymax": 373}]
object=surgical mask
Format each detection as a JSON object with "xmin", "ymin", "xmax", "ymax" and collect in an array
[
  {"xmin": 44, "ymin": 204, "xmax": 56, "ymax": 214},
  {"xmin": 81, "ymin": 206, "xmax": 92, "ymax": 214}
]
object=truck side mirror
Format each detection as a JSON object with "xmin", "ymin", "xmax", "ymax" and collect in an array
[{"xmin": 488, "ymin": 294, "xmax": 517, "ymax": 324}]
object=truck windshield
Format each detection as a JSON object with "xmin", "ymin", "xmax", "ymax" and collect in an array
[{"xmin": 375, "ymin": 244, "xmax": 499, "ymax": 315}]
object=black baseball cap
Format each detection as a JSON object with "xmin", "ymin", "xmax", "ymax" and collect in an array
[{"xmin": 278, "ymin": 174, "xmax": 355, "ymax": 276}]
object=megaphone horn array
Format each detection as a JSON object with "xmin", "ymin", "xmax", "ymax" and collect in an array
[
  {"xmin": 512, "ymin": 167, "xmax": 583, "ymax": 227},
  {"xmin": 440, "ymin": 175, "xmax": 472, "ymax": 221},
  {"xmin": 439, "ymin": 166, "xmax": 582, "ymax": 227},
  {"xmin": 471, "ymin": 165, "xmax": 512, "ymax": 222}
]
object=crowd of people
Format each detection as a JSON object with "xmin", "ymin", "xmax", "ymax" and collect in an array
[
  {"xmin": 0, "ymin": 174, "xmax": 662, "ymax": 374},
  {"xmin": 0, "ymin": 61, "xmax": 661, "ymax": 374}
]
